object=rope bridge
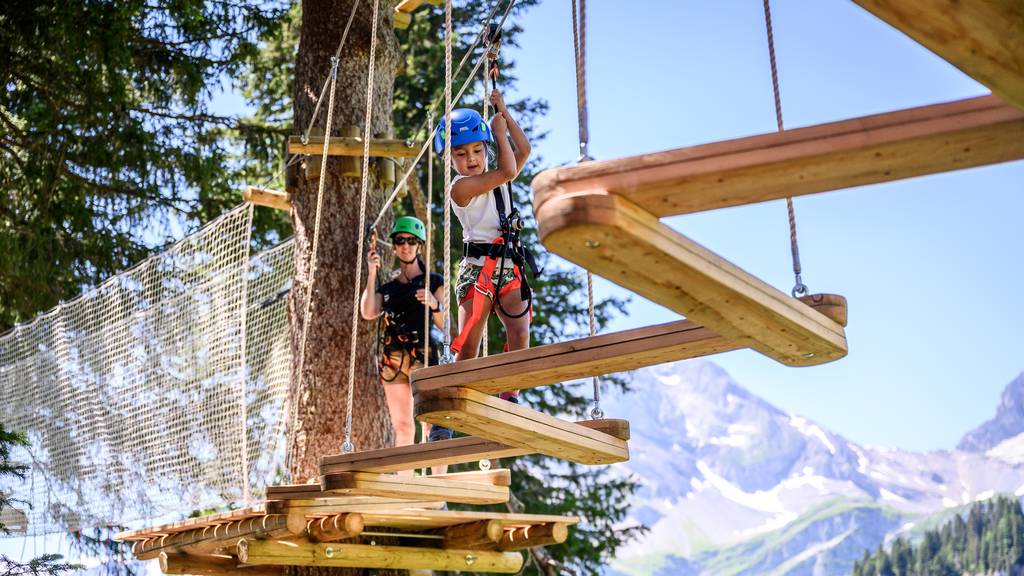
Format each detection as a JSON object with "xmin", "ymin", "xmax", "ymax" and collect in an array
[{"xmin": 0, "ymin": 204, "xmax": 297, "ymax": 536}]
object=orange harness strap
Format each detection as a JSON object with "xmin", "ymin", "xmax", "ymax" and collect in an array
[{"xmin": 450, "ymin": 238, "xmax": 530, "ymax": 354}]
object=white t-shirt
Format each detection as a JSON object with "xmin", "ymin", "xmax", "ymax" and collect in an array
[{"xmin": 451, "ymin": 175, "xmax": 512, "ymax": 266}]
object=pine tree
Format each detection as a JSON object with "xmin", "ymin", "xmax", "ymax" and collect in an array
[{"xmin": 0, "ymin": 0, "xmax": 290, "ymax": 331}]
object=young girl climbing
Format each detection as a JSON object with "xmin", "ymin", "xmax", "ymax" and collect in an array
[
  {"xmin": 360, "ymin": 216, "xmax": 445, "ymax": 456},
  {"xmin": 435, "ymin": 89, "xmax": 533, "ymax": 401}
]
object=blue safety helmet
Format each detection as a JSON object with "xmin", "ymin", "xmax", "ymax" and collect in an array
[{"xmin": 433, "ymin": 108, "xmax": 491, "ymax": 155}]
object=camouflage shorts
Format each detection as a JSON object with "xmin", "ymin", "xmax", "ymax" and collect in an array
[{"xmin": 455, "ymin": 261, "xmax": 518, "ymax": 303}]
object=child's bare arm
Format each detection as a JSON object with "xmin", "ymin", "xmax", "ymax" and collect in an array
[
  {"xmin": 491, "ymin": 90, "xmax": 531, "ymax": 174},
  {"xmin": 451, "ymin": 113, "xmax": 517, "ymax": 207}
]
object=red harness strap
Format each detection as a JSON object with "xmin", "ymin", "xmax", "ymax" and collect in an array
[{"xmin": 450, "ymin": 237, "xmax": 530, "ymax": 354}]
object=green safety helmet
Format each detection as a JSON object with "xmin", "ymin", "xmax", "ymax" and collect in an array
[{"xmin": 390, "ymin": 216, "xmax": 426, "ymax": 242}]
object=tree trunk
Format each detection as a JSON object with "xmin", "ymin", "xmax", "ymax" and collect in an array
[{"xmin": 288, "ymin": 0, "xmax": 401, "ymax": 489}]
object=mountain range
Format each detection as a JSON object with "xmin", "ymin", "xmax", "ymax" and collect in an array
[{"xmin": 604, "ymin": 361, "xmax": 1024, "ymax": 576}]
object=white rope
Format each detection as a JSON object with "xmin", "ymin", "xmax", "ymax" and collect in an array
[
  {"xmin": 424, "ymin": 112, "xmax": 435, "ymax": 368},
  {"xmin": 302, "ymin": 0, "xmax": 362, "ymax": 145},
  {"xmin": 479, "ymin": 59, "xmax": 490, "ymax": 358},
  {"xmin": 440, "ymin": 0, "xmax": 454, "ymax": 363},
  {"xmin": 571, "ymin": 0, "xmax": 602, "ymax": 419},
  {"xmin": 293, "ymin": 56, "xmax": 342, "ymax": 435},
  {"xmin": 762, "ymin": 0, "xmax": 808, "ymax": 297},
  {"xmin": 369, "ymin": 0, "xmax": 518, "ymax": 231},
  {"xmin": 256, "ymin": 0, "xmax": 361, "ymax": 192},
  {"xmin": 342, "ymin": 0, "xmax": 382, "ymax": 453}
]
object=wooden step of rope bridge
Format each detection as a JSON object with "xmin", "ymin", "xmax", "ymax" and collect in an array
[
  {"xmin": 415, "ymin": 387, "xmax": 630, "ymax": 465},
  {"xmin": 410, "ymin": 293, "xmax": 847, "ymax": 395},
  {"xmin": 536, "ymin": 192, "xmax": 849, "ymax": 366},
  {"xmin": 320, "ymin": 418, "xmax": 630, "ymax": 475},
  {"xmin": 850, "ymin": 2, "xmax": 1024, "ymax": 111},
  {"xmin": 532, "ymin": 95, "xmax": 1024, "ymax": 219}
]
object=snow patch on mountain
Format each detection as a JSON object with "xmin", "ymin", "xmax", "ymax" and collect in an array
[{"xmin": 607, "ymin": 360, "xmax": 1024, "ymax": 575}]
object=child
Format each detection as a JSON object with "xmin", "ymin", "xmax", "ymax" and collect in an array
[
  {"xmin": 360, "ymin": 216, "xmax": 445, "ymax": 455},
  {"xmin": 434, "ymin": 89, "xmax": 533, "ymax": 401}
]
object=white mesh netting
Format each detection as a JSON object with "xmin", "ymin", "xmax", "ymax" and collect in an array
[{"xmin": 0, "ymin": 204, "xmax": 297, "ymax": 536}]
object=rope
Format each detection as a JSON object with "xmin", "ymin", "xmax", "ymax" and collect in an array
[
  {"xmin": 762, "ymin": 0, "xmax": 807, "ymax": 297},
  {"xmin": 424, "ymin": 112, "xmax": 435, "ymax": 368},
  {"xmin": 440, "ymin": 0, "xmax": 455, "ymax": 364},
  {"xmin": 479, "ymin": 55, "xmax": 491, "ymax": 358},
  {"xmin": 369, "ymin": 0, "xmax": 518, "ymax": 231},
  {"xmin": 342, "ymin": 0, "xmax": 382, "ymax": 453},
  {"xmin": 293, "ymin": 56, "xmax": 341, "ymax": 442},
  {"xmin": 303, "ymin": 0, "xmax": 362, "ymax": 145},
  {"xmin": 570, "ymin": 0, "xmax": 591, "ymax": 162},
  {"xmin": 570, "ymin": 0, "xmax": 602, "ymax": 418}
]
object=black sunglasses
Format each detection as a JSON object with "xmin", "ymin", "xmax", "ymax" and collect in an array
[{"xmin": 392, "ymin": 236, "xmax": 421, "ymax": 246}]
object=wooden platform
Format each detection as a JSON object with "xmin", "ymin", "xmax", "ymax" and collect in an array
[
  {"xmin": 320, "ymin": 418, "xmax": 630, "ymax": 475},
  {"xmin": 393, "ymin": 0, "xmax": 442, "ymax": 29},
  {"xmin": 415, "ymin": 387, "xmax": 630, "ymax": 465},
  {"xmin": 114, "ymin": 496, "xmax": 569, "ymax": 573},
  {"xmin": 411, "ymin": 293, "xmax": 847, "ymax": 394},
  {"xmin": 536, "ymin": 192, "xmax": 848, "ymax": 366},
  {"xmin": 119, "ymin": 504, "xmax": 577, "ymax": 573},
  {"xmin": 320, "ymin": 469, "xmax": 511, "ymax": 505},
  {"xmin": 852, "ymin": 1, "xmax": 1024, "ymax": 110},
  {"xmin": 531, "ymin": 95, "xmax": 1024, "ymax": 218},
  {"xmin": 243, "ymin": 186, "xmax": 290, "ymax": 211},
  {"xmin": 287, "ymin": 135, "xmax": 421, "ymax": 158}
]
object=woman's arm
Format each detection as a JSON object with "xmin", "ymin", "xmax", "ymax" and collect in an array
[
  {"xmin": 415, "ymin": 285, "xmax": 447, "ymax": 330},
  {"xmin": 430, "ymin": 286, "xmax": 446, "ymax": 330},
  {"xmin": 451, "ymin": 112, "xmax": 517, "ymax": 207},
  {"xmin": 360, "ymin": 250, "xmax": 384, "ymax": 319},
  {"xmin": 491, "ymin": 90, "xmax": 531, "ymax": 175}
]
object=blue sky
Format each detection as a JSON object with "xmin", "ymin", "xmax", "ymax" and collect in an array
[{"xmin": 505, "ymin": 0, "xmax": 1024, "ymax": 452}]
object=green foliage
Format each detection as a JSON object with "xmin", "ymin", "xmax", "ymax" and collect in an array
[
  {"xmin": 0, "ymin": 423, "xmax": 80, "ymax": 575},
  {"xmin": 0, "ymin": 0, "xmax": 290, "ymax": 330},
  {"xmin": 852, "ymin": 495, "xmax": 1024, "ymax": 576}
]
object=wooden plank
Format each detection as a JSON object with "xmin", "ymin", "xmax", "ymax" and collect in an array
[
  {"xmin": 116, "ymin": 506, "xmax": 267, "ymax": 541},
  {"xmin": 320, "ymin": 418, "xmax": 630, "ymax": 475},
  {"xmin": 307, "ymin": 513, "xmax": 364, "ymax": 543},
  {"xmin": 356, "ymin": 508, "xmax": 580, "ymax": 531},
  {"xmin": 499, "ymin": 522, "xmax": 569, "ymax": 551},
  {"xmin": 440, "ymin": 520, "xmax": 504, "ymax": 549},
  {"xmin": 536, "ymin": 192, "xmax": 848, "ymax": 367},
  {"xmin": 531, "ymin": 95, "xmax": 1024, "ymax": 219},
  {"xmin": 131, "ymin": 515, "xmax": 291, "ymax": 560},
  {"xmin": 243, "ymin": 186, "xmax": 290, "ymax": 211},
  {"xmin": 288, "ymin": 135, "xmax": 421, "ymax": 158},
  {"xmin": 320, "ymin": 471, "xmax": 510, "ymax": 505},
  {"xmin": 393, "ymin": 10, "xmax": 413, "ymax": 29},
  {"xmin": 852, "ymin": 1, "xmax": 1024, "ymax": 110},
  {"xmin": 238, "ymin": 539, "xmax": 524, "ymax": 573},
  {"xmin": 264, "ymin": 497, "xmax": 446, "ymax": 516},
  {"xmin": 411, "ymin": 293, "xmax": 846, "ymax": 394},
  {"xmin": 430, "ymin": 468, "xmax": 512, "ymax": 487},
  {"xmin": 396, "ymin": 0, "xmax": 427, "ymax": 12},
  {"xmin": 160, "ymin": 552, "xmax": 283, "ymax": 576},
  {"xmin": 415, "ymin": 387, "xmax": 629, "ymax": 465}
]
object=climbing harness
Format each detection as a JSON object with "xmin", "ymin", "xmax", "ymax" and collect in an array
[{"xmin": 762, "ymin": 0, "xmax": 808, "ymax": 298}]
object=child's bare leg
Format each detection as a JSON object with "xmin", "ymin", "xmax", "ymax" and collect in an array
[
  {"xmin": 495, "ymin": 290, "xmax": 530, "ymax": 351},
  {"xmin": 456, "ymin": 296, "xmax": 491, "ymax": 361},
  {"xmin": 495, "ymin": 290, "xmax": 530, "ymax": 401},
  {"xmin": 382, "ymin": 380, "xmax": 415, "ymax": 476}
]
